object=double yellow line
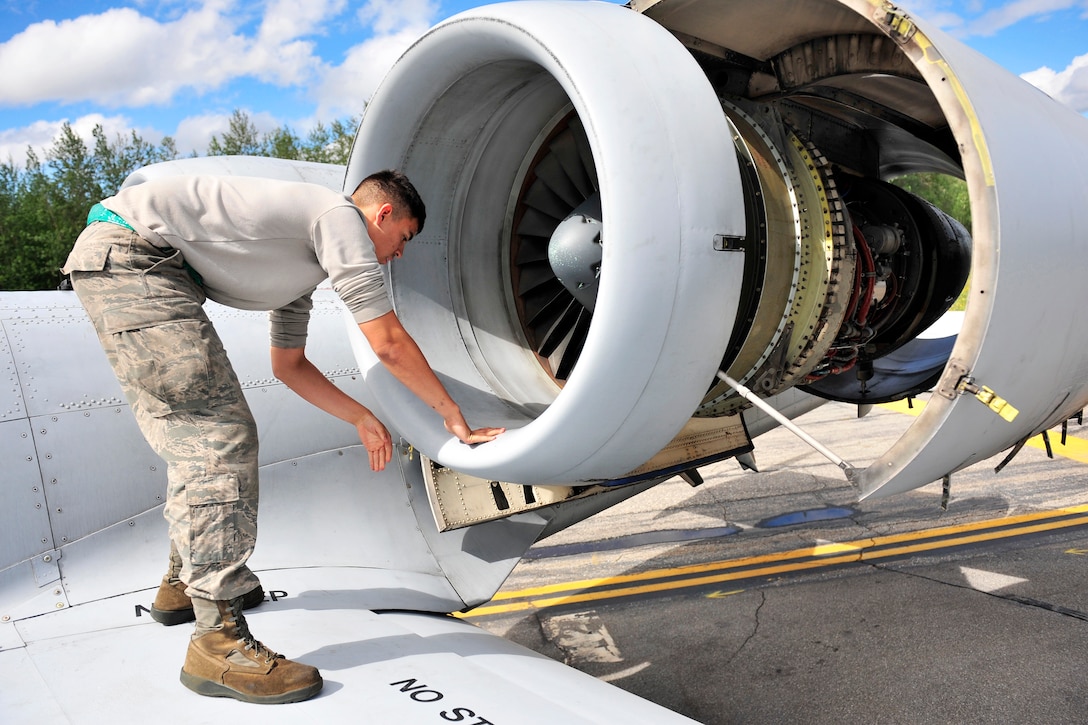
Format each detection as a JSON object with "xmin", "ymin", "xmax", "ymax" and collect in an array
[{"xmin": 460, "ymin": 504, "xmax": 1088, "ymax": 618}]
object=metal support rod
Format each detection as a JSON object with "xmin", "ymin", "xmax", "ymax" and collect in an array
[{"xmin": 716, "ymin": 371, "xmax": 856, "ymax": 479}]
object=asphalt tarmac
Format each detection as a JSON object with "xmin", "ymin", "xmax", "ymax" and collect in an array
[{"xmin": 467, "ymin": 399, "xmax": 1088, "ymax": 724}]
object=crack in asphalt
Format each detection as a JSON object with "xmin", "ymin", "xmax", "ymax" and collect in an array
[{"xmin": 727, "ymin": 590, "xmax": 767, "ymax": 666}]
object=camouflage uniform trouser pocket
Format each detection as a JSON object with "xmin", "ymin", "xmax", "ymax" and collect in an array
[
  {"xmin": 187, "ymin": 474, "xmax": 242, "ymax": 565},
  {"xmin": 105, "ymin": 315, "xmax": 240, "ymax": 419}
]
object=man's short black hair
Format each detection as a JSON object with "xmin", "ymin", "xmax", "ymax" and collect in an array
[{"xmin": 355, "ymin": 169, "xmax": 426, "ymax": 233}]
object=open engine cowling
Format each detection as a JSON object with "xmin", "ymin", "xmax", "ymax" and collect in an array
[
  {"xmin": 348, "ymin": 1, "xmax": 745, "ymax": 484},
  {"xmin": 348, "ymin": 0, "xmax": 1088, "ymax": 498}
]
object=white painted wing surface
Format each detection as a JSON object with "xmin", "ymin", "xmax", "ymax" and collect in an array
[{"xmin": 0, "ymin": 567, "xmax": 697, "ymax": 724}]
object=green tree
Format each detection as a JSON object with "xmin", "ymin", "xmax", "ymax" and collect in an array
[
  {"xmin": 1, "ymin": 108, "xmax": 358, "ymax": 290},
  {"xmin": 891, "ymin": 172, "xmax": 973, "ymax": 311},
  {"xmin": 892, "ymin": 172, "xmax": 971, "ymax": 229},
  {"xmin": 0, "ymin": 123, "xmax": 177, "ymax": 290},
  {"xmin": 207, "ymin": 109, "xmax": 263, "ymax": 156},
  {"xmin": 16, "ymin": 126, "xmax": 101, "ymax": 291},
  {"xmin": 299, "ymin": 117, "xmax": 358, "ymax": 165},
  {"xmin": 94, "ymin": 126, "xmax": 178, "ymax": 193},
  {"xmin": 264, "ymin": 126, "xmax": 303, "ymax": 160},
  {"xmin": 207, "ymin": 110, "xmax": 359, "ymax": 164}
]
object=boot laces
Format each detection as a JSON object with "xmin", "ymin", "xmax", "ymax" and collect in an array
[{"xmin": 227, "ymin": 597, "xmax": 279, "ymax": 663}]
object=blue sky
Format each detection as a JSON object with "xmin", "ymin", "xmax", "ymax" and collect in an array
[{"xmin": 2, "ymin": 0, "xmax": 1087, "ymax": 165}]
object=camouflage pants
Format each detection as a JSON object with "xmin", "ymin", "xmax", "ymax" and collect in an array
[{"xmin": 65, "ymin": 222, "xmax": 261, "ymax": 601}]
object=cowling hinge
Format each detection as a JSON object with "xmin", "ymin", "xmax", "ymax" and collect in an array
[
  {"xmin": 880, "ymin": 4, "xmax": 918, "ymax": 43},
  {"xmin": 955, "ymin": 376, "xmax": 1019, "ymax": 422}
]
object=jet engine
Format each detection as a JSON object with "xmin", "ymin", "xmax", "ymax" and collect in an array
[{"xmin": 347, "ymin": 0, "xmax": 1088, "ymax": 502}]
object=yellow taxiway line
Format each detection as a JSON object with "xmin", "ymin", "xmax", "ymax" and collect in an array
[{"xmin": 460, "ymin": 504, "xmax": 1088, "ymax": 618}]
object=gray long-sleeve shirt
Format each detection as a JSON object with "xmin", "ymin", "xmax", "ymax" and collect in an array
[{"xmin": 101, "ymin": 175, "xmax": 393, "ymax": 347}]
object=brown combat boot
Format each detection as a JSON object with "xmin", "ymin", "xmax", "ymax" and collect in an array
[
  {"xmin": 150, "ymin": 576, "xmax": 265, "ymax": 626},
  {"xmin": 180, "ymin": 597, "xmax": 322, "ymax": 704}
]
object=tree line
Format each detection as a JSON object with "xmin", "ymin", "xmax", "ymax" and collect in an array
[
  {"xmin": 0, "ymin": 110, "xmax": 357, "ymax": 291},
  {"xmin": 0, "ymin": 109, "xmax": 969, "ymax": 291}
]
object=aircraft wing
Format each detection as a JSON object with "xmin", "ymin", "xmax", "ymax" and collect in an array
[
  {"xmin": 0, "ymin": 568, "xmax": 696, "ymax": 723},
  {"xmin": 0, "ymin": 289, "xmax": 685, "ymax": 721}
]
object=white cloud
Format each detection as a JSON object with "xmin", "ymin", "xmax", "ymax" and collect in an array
[
  {"xmin": 0, "ymin": 0, "xmax": 432, "ymax": 163},
  {"xmin": 172, "ymin": 113, "xmax": 229, "ymax": 157},
  {"xmin": 0, "ymin": 120, "xmax": 62, "ymax": 166},
  {"xmin": 313, "ymin": 29, "xmax": 424, "ymax": 120},
  {"xmin": 311, "ymin": 2, "xmax": 439, "ymax": 121},
  {"xmin": 964, "ymin": 0, "xmax": 1084, "ymax": 36},
  {"xmin": 1, "ymin": 9, "xmax": 171, "ymax": 106},
  {"xmin": 0, "ymin": 114, "xmax": 150, "ymax": 167},
  {"xmin": 895, "ymin": 0, "xmax": 970, "ymax": 35},
  {"xmin": 259, "ymin": 0, "xmax": 347, "ymax": 45},
  {"xmin": 357, "ymin": 0, "xmax": 439, "ymax": 36},
  {"xmin": 0, "ymin": 2, "xmax": 345, "ymax": 108},
  {"xmin": 887, "ymin": 0, "xmax": 1088, "ymax": 114},
  {"xmin": 898, "ymin": 0, "xmax": 1088, "ymax": 37},
  {"xmin": 1022, "ymin": 53, "xmax": 1088, "ymax": 112}
]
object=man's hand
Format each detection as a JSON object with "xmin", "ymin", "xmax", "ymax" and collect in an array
[
  {"xmin": 356, "ymin": 410, "xmax": 394, "ymax": 471},
  {"xmin": 272, "ymin": 346, "xmax": 398, "ymax": 472},
  {"xmin": 444, "ymin": 415, "xmax": 505, "ymax": 444},
  {"xmin": 357, "ymin": 314, "xmax": 505, "ymax": 446}
]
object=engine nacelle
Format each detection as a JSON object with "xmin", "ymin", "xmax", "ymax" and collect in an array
[
  {"xmin": 348, "ymin": 0, "xmax": 1088, "ymax": 499},
  {"xmin": 349, "ymin": 1, "xmax": 745, "ymax": 485}
]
